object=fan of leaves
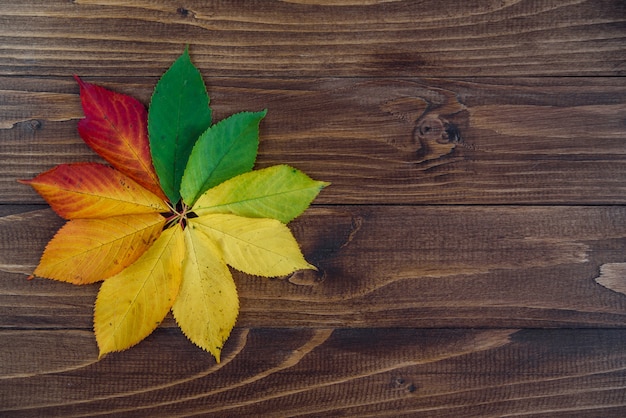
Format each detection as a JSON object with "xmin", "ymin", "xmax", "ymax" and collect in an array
[{"xmin": 20, "ymin": 48, "xmax": 328, "ymax": 361}]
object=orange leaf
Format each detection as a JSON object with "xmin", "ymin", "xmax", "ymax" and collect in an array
[
  {"xmin": 20, "ymin": 163, "xmax": 169, "ymax": 219},
  {"xmin": 34, "ymin": 213, "xmax": 165, "ymax": 284},
  {"xmin": 75, "ymin": 76, "xmax": 166, "ymax": 200}
]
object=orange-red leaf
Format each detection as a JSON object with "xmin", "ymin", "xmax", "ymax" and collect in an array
[
  {"xmin": 34, "ymin": 213, "xmax": 165, "ymax": 284},
  {"xmin": 19, "ymin": 163, "xmax": 169, "ymax": 219},
  {"xmin": 75, "ymin": 76, "xmax": 166, "ymax": 200}
]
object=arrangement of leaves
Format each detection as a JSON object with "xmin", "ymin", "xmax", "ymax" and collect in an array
[{"xmin": 20, "ymin": 47, "xmax": 328, "ymax": 361}]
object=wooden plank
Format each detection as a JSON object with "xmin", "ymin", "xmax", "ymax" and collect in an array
[
  {"xmin": 0, "ymin": 0, "xmax": 623, "ymax": 77},
  {"xmin": 1, "ymin": 328, "xmax": 625, "ymax": 417},
  {"xmin": 2, "ymin": 205, "xmax": 625, "ymax": 329},
  {"xmin": 2, "ymin": 76, "xmax": 625, "ymax": 205}
]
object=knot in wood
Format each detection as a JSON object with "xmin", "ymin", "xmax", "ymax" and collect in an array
[
  {"xmin": 390, "ymin": 376, "xmax": 417, "ymax": 393},
  {"xmin": 28, "ymin": 119, "xmax": 42, "ymax": 131},
  {"xmin": 417, "ymin": 116, "xmax": 457, "ymax": 144},
  {"xmin": 177, "ymin": 7, "xmax": 193, "ymax": 18},
  {"xmin": 415, "ymin": 115, "xmax": 462, "ymax": 146}
]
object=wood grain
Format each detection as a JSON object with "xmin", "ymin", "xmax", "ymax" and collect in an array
[
  {"xmin": 2, "ymin": 206, "xmax": 625, "ymax": 329},
  {"xmin": 1, "ymin": 0, "xmax": 625, "ymax": 415},
  {"xmin": 2, "ymin": 328, "xmax": 625, "ymax": 417},
  {"xmin": 0, "ymin": 0, "xmax": 624, "ymax": 77},
  {"xmin": 596, "ymin": 263, "xmax": 626, "ymax": 297},
  {"xmin": 2, "ymin": 76, "xmax": 625, "ymax": 205}
]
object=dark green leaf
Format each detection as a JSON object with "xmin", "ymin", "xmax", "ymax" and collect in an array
[
  {"xmin": 148, "ymin": 47, "xmax": 212, "ymax": 203},
  {"xmin": 180, "ymin": 110, "xmax": 266, "ymax": 205}
]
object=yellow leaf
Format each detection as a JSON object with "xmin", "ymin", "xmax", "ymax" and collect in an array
[
  {"xmin": 34, "ymin": 213, "xmax": 165, "ymax": 284},
  {"xmin": 94, "ymin": 225, "xmax": 185, "ymax": 357},
  {"xmin": 189, "ymin": 214, "xmax": 315, "ymax": 277},
  {"xmin": 172, "ymin": 227, "xmax": 238, "ymax": 362}
]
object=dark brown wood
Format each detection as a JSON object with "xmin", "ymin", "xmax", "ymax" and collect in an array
[
  {"xmin": 1, "ymin": 0, "xmax": 625, "ymax": 415},
  {"xmin": 2, "ymin": 77, "xmax": 625, "ymax": 205},
  {"xmin": 2, "ymin": 205, "xmax": 625, "ymax": 329},
  {"xmin": 2, "ymin": 328, "xmax": 626, "ymax": 417},
  {"xmin": 0, "ymin": 0, "xmax": 623, "ymax": 77}
]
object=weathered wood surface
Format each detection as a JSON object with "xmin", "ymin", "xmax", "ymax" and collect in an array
[
  {"xmin": 0, "ymin": 0, "xmax": 624, "ymax": 77},
  {"xmin": 2, "ymin": 76, "xmax": 626, "ymax": 205},
  {"xmin": 1, "ymin": 0, "xmax": 625, "ymax": 416},
  {"xmin": 2, "ymin": 205, "xmax": 626, "ymax": 329},
  {"xmin": 2, "ymin": 328, "xmax": 626, "ymax": 417}
]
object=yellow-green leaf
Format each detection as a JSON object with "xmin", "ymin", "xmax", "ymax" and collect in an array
[
  {"xmin": 192, "ymin": 164, "xmax": 329, "ymax": 223},
  {"xmin": 94, "ymin": 225, "xmax": 185, "ymax": 358},
  {"xmin": 172, "ymin": 227, "xmax": 238, "ymax": 362},
  {"xmin": 35, "ymin": 213, "xmax": 165, "ymax": 284},
  {"xmin": 190, "ymin": 213, "xmax": 314, "ymax": 277}
]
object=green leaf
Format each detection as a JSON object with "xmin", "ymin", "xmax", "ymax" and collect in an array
[
  {"xmin": 192, "ymin": 164, "xmax": 329, "ymax": 223},
  {"xmin": 190, "ymin": 213, "xmax": 315, "ymax": 277},
  {"xmin": 148, "ymin": 47, "xmax": 212, "ymax": 203},
  {"xmin": 180, "ymin": 110, "xmax": 267, "ymax": 205},
  {"xmin": 172, "ymin": 227, "xmax": 238, "ymax": 363}
]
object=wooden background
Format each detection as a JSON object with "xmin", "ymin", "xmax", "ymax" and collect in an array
[{"xmin": 1, "ymin": 0, "xmax": 625, "ymax": 416}]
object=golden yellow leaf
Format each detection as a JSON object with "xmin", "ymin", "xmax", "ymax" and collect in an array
[
  {"xmin": 172, "ymin": 227, "xmax": 238, "ymax": 362},
  {"xmin": 34, "ymin": 213, "xmax": 165, "ymax": 284},
  {"xmin": 94, "ymin": 225, "xmax": 185, "ymax": 357},
  {"xmin": 189, "ymin": 213, "xmax": 315, "ymax": 277}
]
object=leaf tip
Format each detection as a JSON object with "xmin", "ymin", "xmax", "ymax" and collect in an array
[
  {"xmin": 73, "ymin": 74, "xmax": 87, "ymax": 89},
  {"xmin": 94, "ymin": 323, "xmax": 114, "ymax": 359},
  {"xmin": 306, "ymin": 263, "xmax": 318, "ymax": 271},
  {"xmin": 16, "ymin": 178, "xmax": 32, "ymax": 185},
  {"xmin": 181, "ymin": 44, "xmax": 192, "ymax": 62},
  {"xmin": 94, "ymin": 323, "xmax": 121, "ymax": 360}
]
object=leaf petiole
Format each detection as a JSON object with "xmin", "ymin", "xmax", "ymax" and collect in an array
[{"xmin": 163, "ymin": 201, "xmax": 192, "ymax": 230}]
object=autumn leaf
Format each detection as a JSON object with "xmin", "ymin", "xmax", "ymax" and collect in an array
[
  {"xmin": 193, "ymin": 164, "xmax": 329, "ymax": 223},
  {"xmin": 172, "ymin": 227, "xmax": 238, "ymax": 362},
  {"xmin": 35, "ymin": 213, "xmax": 165, "ymax": 284},
  {"xmin": 21, "ymin": 46, "xmax": 327, "ymax": 362},
  {"xmin": 75, "ymin": 76, "xmax": 166, "ymax": 200},
  {"xmin": 190, "ymin": 214, "xmax": 314, "ymax": 277},
  {"xmin": 19, "ymin": 163, "xmax": 169, "ymax": 219},
  {"xmin": 94, "ymin": 225, "xmax": 185, "ymax": 357}
]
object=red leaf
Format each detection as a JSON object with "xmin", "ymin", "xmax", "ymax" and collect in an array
[{"xmin": 74, "ymin": 76, "xmax": 166, "ymax": 200}]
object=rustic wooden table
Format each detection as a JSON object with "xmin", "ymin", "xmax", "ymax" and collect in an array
[{"xmin": 1, "ymin": 1, "xmax": 625, "ymax": 416}]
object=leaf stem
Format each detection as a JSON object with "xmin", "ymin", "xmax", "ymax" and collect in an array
[{"xmin": 163, "ymin": 202, "xmax": 191, "ymax": 230}]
